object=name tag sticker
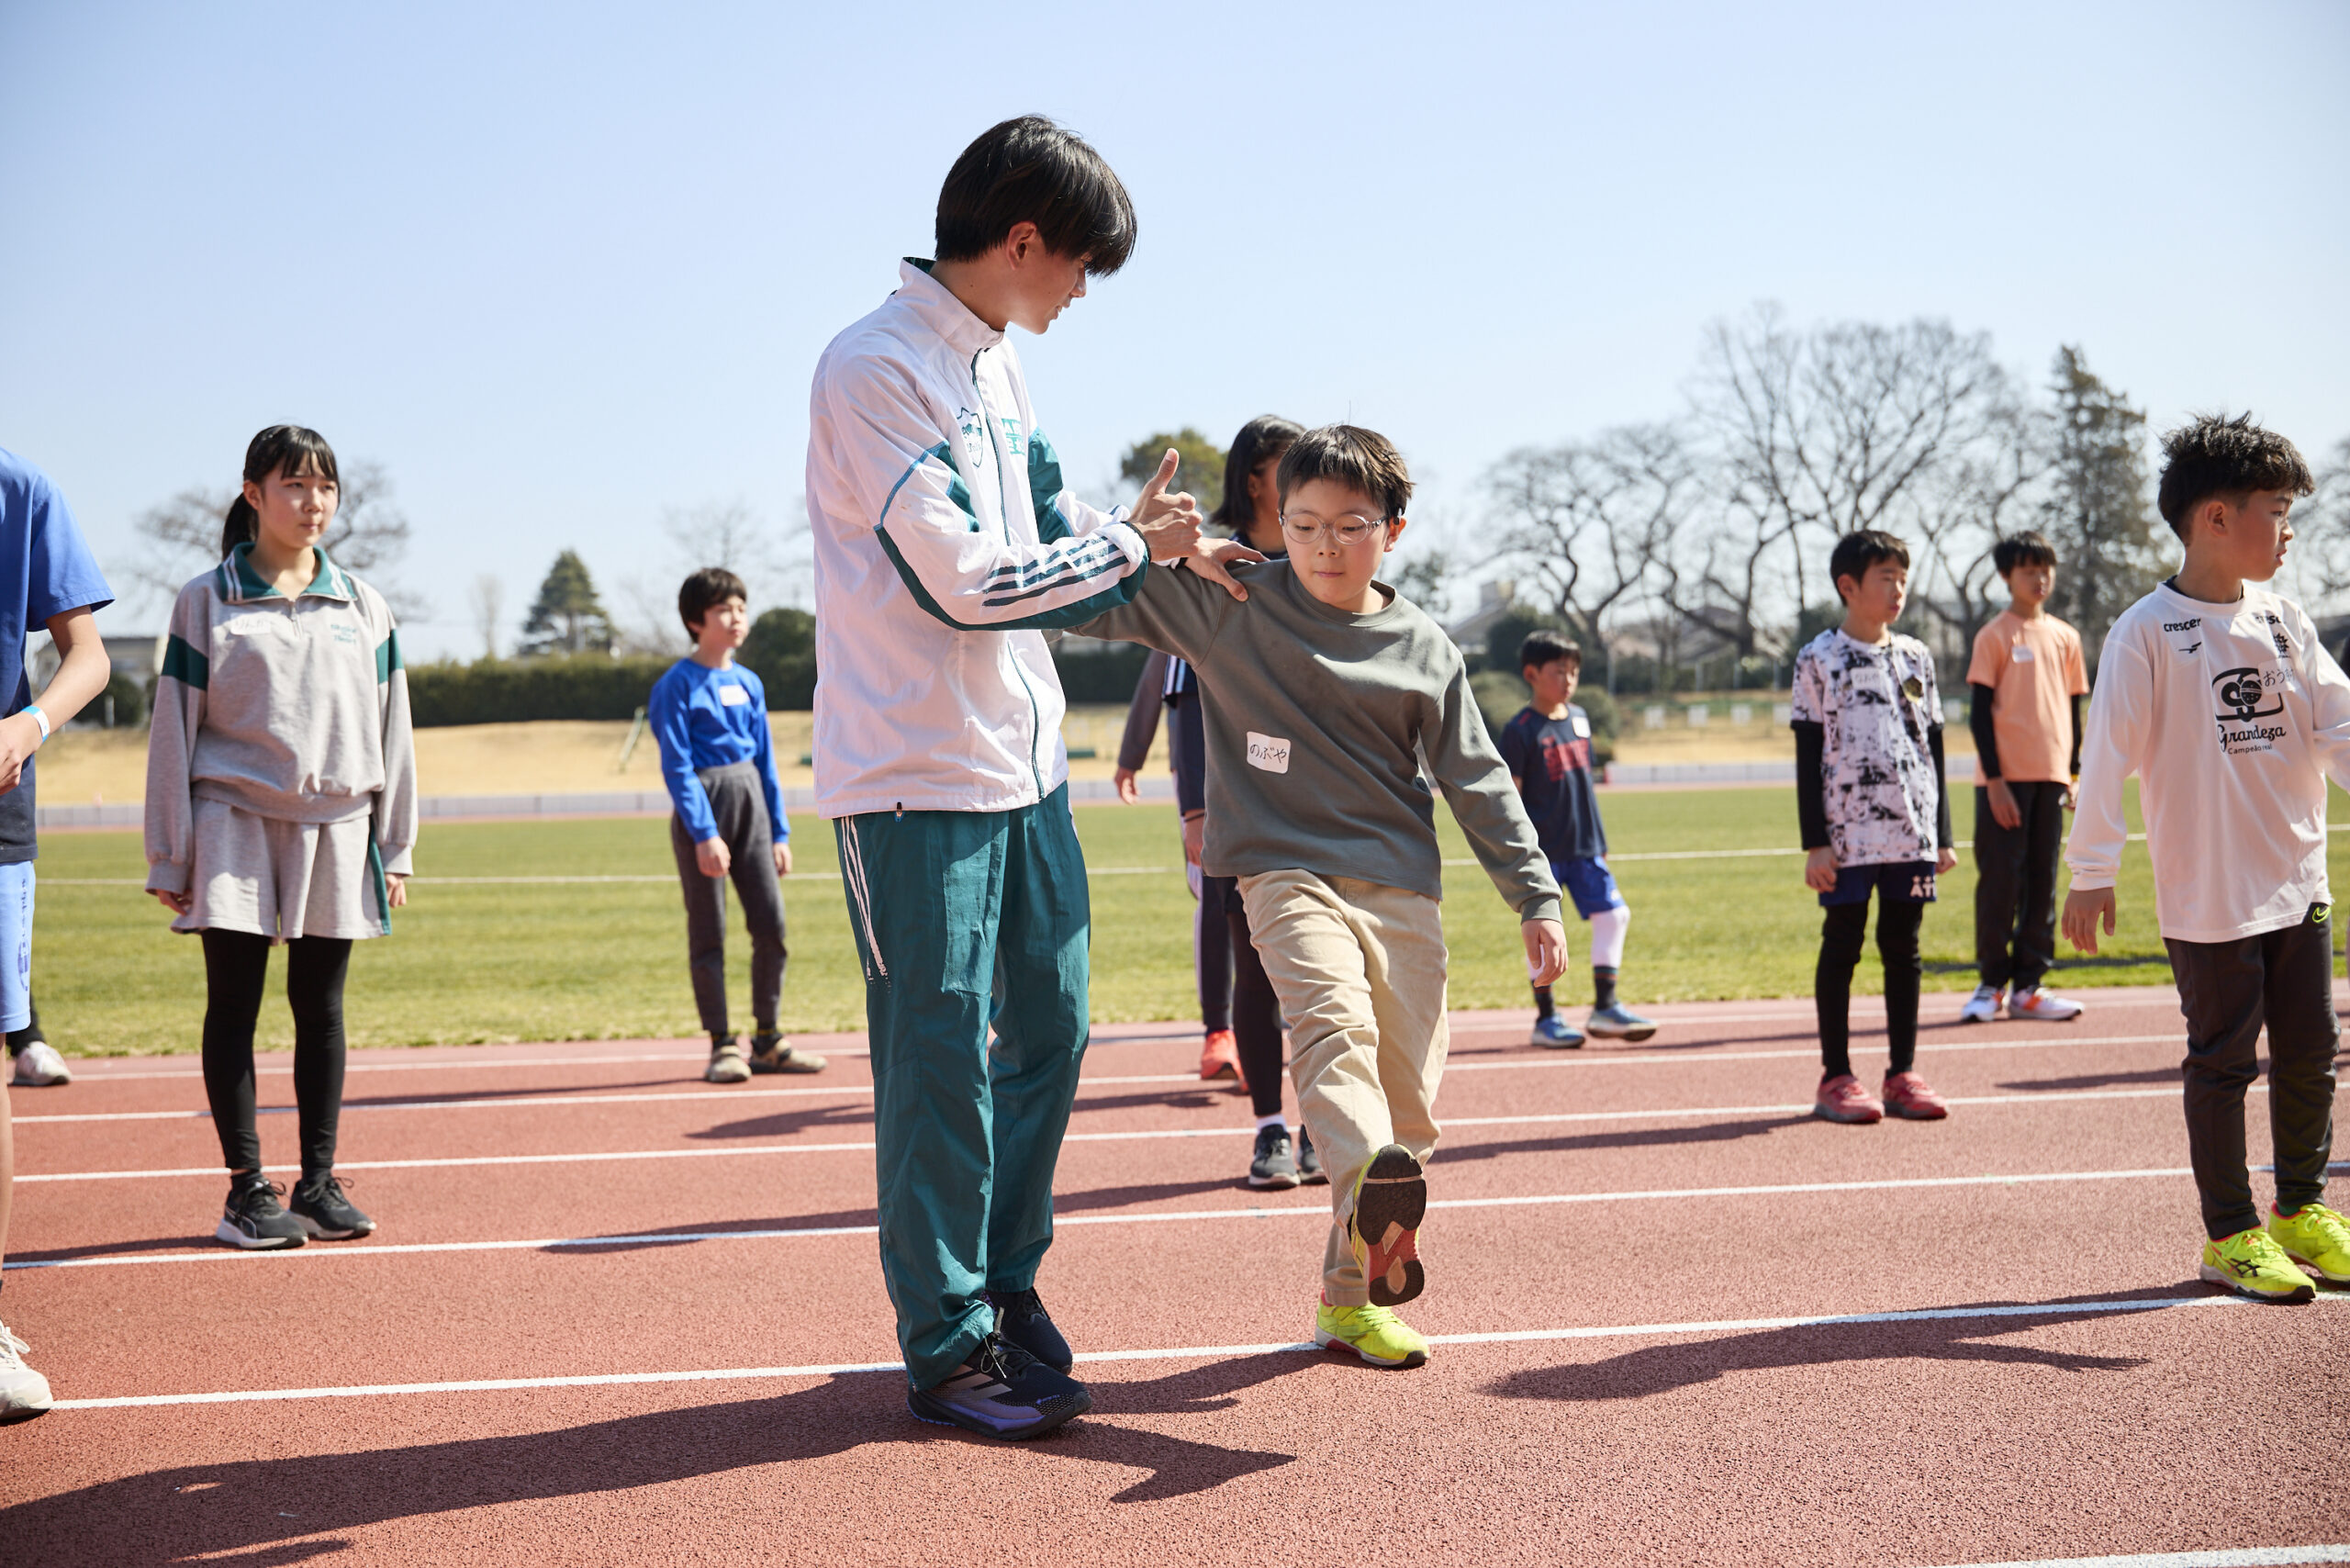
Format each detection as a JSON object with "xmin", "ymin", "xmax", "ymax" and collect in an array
[
  {"xmin": 718, "ymin": 684, "xmax": 752, "ymax": 707},
  {"xmin": 1572, "ymin": 714, "xmax": 1592, "ymax": 738},
  {"xmin": 2011, "ymin": 645, "xmax": 2036, "ymax": 663},
  {"xmin": 1246, "ymin": 732, "xmax": 1292, "ymax": 774}
]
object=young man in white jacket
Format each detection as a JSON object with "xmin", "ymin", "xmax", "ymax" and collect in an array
[
  {"xmin": 805, "ymin": 117, "xmax": 1249, "ymax": 1439},
  {"xmin": 2063, "ymin": 413, "xmax": 2348, "ymax": 1305}
]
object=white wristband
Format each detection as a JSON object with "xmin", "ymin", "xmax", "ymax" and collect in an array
[{"xmin": 23, "ymin": 705, "xmax": 48, "ymax": 745}]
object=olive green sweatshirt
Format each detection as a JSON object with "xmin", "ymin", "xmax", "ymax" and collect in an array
[{"xmin": 1077, "ymin": 559, "xmax": 1561, "ymax": 923}]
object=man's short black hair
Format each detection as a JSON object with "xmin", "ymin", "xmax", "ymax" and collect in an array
[
  {"xmin": 1992, "ymin": 531, "xmax": 2059, "ymax": 575},
  {"xmin": 1518, "ymin": 631, "xmax": 1581, "ymax": 673},
  {"xmin": 934, "ymin": 116, "xmax": 1136, "ymax": 275},
  {"xmin": 678, "ymin": 566, "xmax": 746, "ymax": 634},
  {"xmin": 1276, "ymin": 424, "xmax": 1414, "ymax": 520},
  {"xmin": 1829, "ymin": 530, "xmax": 1909, "ymax": 601},
  {"xmin": 2156, "ymin": 412, "xmax": 2315, "ymax": 541}
]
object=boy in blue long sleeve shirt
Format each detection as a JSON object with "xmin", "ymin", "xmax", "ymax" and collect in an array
[{"xmin": 650, "ymin": 569, "xmax": 824, "ymax": 1082}]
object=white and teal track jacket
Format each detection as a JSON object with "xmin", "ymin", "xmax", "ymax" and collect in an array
[
  {"xmin": 805, "ymin": 259, "xmax": 1150, "ymax": 818},
  {"xmin": 143, "ymin": 544, "xmax": 419, "ymax": 896}
]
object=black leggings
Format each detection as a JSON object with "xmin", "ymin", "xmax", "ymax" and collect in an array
[
  {"xmin": 200, "ymin": 930, "xmax": 353, "ymax": 1177},
  {"xmin": 1815, "ymin": 898, "xmax": 1924, "ymax": 1080},
  {"xmin": 1197, "ymin": 874, "xmax": 1235, "ymax": 1034},
  {"xmin": 1224, "ymin": 900, "xmax": 1286, "ymax": 1120}
]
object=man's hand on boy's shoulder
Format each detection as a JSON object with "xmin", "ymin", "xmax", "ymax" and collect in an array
[{"xmin": 1181, "ymin": 537, "xmax": 1264, "ymax": 601}]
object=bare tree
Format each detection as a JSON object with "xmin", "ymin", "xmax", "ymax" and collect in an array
[
  {"xmin": 1902, "ymin": 390, "xmax": 2051, "ymax": 651},
  {"xmin": 1691, "ymin": 306, "xmax": 2017, "ymax": 626},
  {"xmin": 1483, "ymin": 423, "xmax": 1695, "ymax": 682},
  {"xmin": 2296, "ymin": 435, "xmax": 2350, "ymax": 610},
  {"xmin": 468, "ymin": 575, "xmax": 505, "ymax": 661},
  {"xmin": 129, "ymin": 460, "xmax": 421, "ymax": 620}
]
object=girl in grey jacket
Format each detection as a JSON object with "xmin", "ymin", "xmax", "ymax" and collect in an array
[{"xmin": 143, "ymin": 425, "xmax": 418, "ymax": 1252}]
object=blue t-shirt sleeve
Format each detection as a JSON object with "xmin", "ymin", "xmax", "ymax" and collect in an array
[
  {"xmin": 1496, "ymin": 711, "xmax": 1529, "ymax": 779},
  {"xmin": 24, "ymin": 472, "xmax": 113, "ymax": 626},
  {"xmin": 649, "ymin": 665, "xmax": 718, "ymax": 842},
  {"xmin": 739, "ymin": 667, "xmax": 788, "ymax": 843}
]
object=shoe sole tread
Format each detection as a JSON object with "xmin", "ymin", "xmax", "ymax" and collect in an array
[{"xmin": 1353, "ymin": 1147, "xmax": 1427, "ymax": 1307}]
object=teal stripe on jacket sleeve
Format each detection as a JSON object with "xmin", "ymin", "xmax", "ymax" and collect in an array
[
  {"xmin": 162, "ymin": 633, "xmax": 208, "ymax": 690},
  {"xmin": 875, "ymin": 529, "xmax": 1148, "ymax": 633},
  {"xmin": 375, "ymin": 628, "xmax": 404, "ymax": 682}
]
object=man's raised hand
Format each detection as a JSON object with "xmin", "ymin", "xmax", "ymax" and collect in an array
[{"xmin": 1128, "ymin": 449, "xmax": 1203, "ymax": 562}]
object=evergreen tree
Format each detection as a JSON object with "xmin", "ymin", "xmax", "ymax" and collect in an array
[
  {"xmin": 2040, "ymin": 347, "xmax": 2165, "ymax": 668},
  {"xmin": 519, "ymin": 550, "xmax": 617, "ymax": 656},
  {"xmin": 1119, "ymin": 428, "xmax": 1227, "ymax": 518}
]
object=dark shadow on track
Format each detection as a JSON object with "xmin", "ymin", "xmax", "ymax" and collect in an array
[
  {"xmin": 685, "ymin": 1103, "xmax": 877, "ymax": 1139},
  {"xmin": 1997, "ymin": 1066, "xmax": 2187, "ymax": 1092},
  {"xmin": 1438, "ymin": 1116, "xmax": 1810, "ymax": 1165},
  {"xmin": 1480, "ymin": 1289, "xmax": 2193, "ymax": 1404},
  {"xmin": 4, "ymin": 1234, "xmax": 219, "ymax": 1265},
  {"xmin": 0, "ymin": 1377, "xmax": 1293, "ymax": 1561},
  {"xmin": 1054, "ymin": 1176, "xmax": 1277, "ymax": 1212},
  {"xmin": 537, "ymin": 1208, "xmax": 881, "ymax": 1253},
  {"xmin": 1070, "ymin": 1087, "xmax": 1240, "ymax": 1115},
  {"xmin": 333, "ymin": 1077, "xmax": 738, "ymax": 1109}
]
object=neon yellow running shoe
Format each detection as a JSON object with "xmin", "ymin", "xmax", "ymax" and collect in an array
[
  {"xmin": 2200, "ymin": 1226, "xmax": 2317, "ymax": 1304},
  {"xmin": 2266, "ymin": 1203, "xmax": 2350, "ymax": 1286},
  {"xmin": 1315, "ymin": 1302, "xmax": 1429, "ymax": 1369}
]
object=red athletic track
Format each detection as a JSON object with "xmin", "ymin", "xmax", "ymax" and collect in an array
[{"xmin": 3, "ymin": 988, "xmax": 2345, "ymax": 1566}]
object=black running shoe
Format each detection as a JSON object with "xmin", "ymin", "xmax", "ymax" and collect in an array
[
  {"xmin": 216, "ymin": 1174, "xmax": 306, "ymax": 1250},
  {"xmin": 1248, "ymin": 1124, "xmax": 1301, "ymax": 1189},
  {"xmin": 906, "ymin": 1332, "xmax": 1090, "ymax": 1439},
  {"xmin": 986, "ymin": 1286, "xmax": 1073, "ymax": 1373},
  {"xmin": 1296, "ymin": 1126, "xmax": 1326, "ymax": 1185},
  {"xmin": 288, "ymin": 1172, "xmax": 375, "ymax": 1240}
]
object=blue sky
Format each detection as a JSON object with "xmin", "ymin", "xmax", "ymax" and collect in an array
[{"xmin": 5, "ymin": 1, "xmax": 2345, "ymax": 655}]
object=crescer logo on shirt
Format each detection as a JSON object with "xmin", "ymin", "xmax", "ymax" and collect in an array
[{"xmin": 1246, "ymin": 732, "xmax": 1292, "ymax": 774}]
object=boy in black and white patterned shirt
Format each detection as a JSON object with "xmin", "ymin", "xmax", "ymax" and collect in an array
[{"xmin": 1790, "ymin": 530, "xmax": 1957, "ymax": 1125}]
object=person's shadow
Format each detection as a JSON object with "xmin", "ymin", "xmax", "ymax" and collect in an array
[
  {"xmin": 2, "ymin": 1361, "xmax": 1311, "ymax": 1563},
  {"xmin": 1483, "ymin": 1289, "xmax": 2177, "ymax": 1405}
]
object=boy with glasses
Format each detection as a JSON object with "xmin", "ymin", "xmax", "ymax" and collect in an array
[{"xmin": 1079, "ymin": 423, "xmax": 1568, "ymax": 1370}]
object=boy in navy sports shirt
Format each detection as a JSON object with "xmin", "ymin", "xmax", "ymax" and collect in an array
[
  {"xmin": 1499, "ymin": 632, "xmax": 1655, "ymax": 1046},
  {"xmin": 649, "ymin": 568, "xmax": 826, "ymax": 1084}
]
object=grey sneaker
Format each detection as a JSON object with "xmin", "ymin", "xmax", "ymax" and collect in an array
[
  {"xmin": 289, "ymin": 1172, "xmax": 375, "ymax": 1239},
  {"xmin": 0, "ymin": 1321, "xmax": 52, "ymax": 1424},
  {"xmin": 217, "ymin": 1174, "xmax": 307, "ymax": 1250},
  {"xmin": 749, "ymin": 1034, "xmax": 825, "ymax": 1074},
  {"xmin": 1958, "ymin": 984, "xmax": 2006, "ymax": 1024},
  {"xmin": 1296, "ymin": 1126, "xmax": 1327, "ymax": 1185},
  {"xmin": 1248, "ymin": 1124, "xmax": 1300, "ymax": 1189},
  {"xmin": 704, "ymin": 1038, "xmax": 751, "ymax": 1083},
  {"xmin": 1583, "ymin": 1003, "xmax": 1657, "ymax": 1042},
  {"xmin": 906, "ymin": 1333, "xmax": 1090, "ymax": 1440},
  {"xmin": 10, "ymin": 1041, "xmax": 70, "ymax": 1086}
]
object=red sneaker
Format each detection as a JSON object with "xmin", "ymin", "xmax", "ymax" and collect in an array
[
  {"xmin": 1200, "ymin": 1028, "xmax": 1245, "ymax": 1091},
  {"xmin": 1882, "ymin": 1070, "xmax": 1949, "ymax": 1120},
  {"xmin": 1813, "ymin": 1072, "xmax": 1884, "ymax": 1124}
]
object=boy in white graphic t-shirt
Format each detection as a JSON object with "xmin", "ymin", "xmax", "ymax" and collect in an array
[
  {"xmin": 2063, "ymin": 412, "xmax": 2349, "ymax": 1304},
  {"xmin": 1790, "ymin": 530, "xmax": 1957, "ymax": 1126}
]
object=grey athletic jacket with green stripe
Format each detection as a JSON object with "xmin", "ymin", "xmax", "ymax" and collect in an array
[
  {"xmin": 143, "ymin": 545, "xmax": 419, "ymax": 896},
  {"xmin": 805, "ymin": 259, "xmax": 1150, "ymax": 818}
]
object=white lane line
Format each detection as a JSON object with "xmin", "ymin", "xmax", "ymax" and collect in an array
[
  {"xmin": 36, "ymin": 1163, "xmax": 2341, "ymax": 1271},
  {"xmin": 15, "ymin": 1084, "xmax": 2255, "ymax": 1182},
  {"xmin": 1918, "ymin": 1550, "xmax": 2350, "ymax": 1568},
  {"xmin": 16, "ymin": 1034, "xmax": 2198, "ymax": 1126},
  {"xmin": 47, "ymin": 865, "xmax": 1192, "ymax": 889},
  {"xmin": 48, "ymin": 1290, "xmax": 2341, "ymax": 1410}
]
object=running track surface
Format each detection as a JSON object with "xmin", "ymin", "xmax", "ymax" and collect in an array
[{"xmin": 4, "ymin": 988, "xmax": 2346, "ymax": 1566}]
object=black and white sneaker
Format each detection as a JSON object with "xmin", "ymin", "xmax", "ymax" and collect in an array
[
  {"xmin": 288, "ymin": 1172, "xmax": 375, "ymax": 1239},
  {"xmin": 1297, "ymin": 1126, "xmax": 1326, "ymax": 1185},
  {"xmin": 217, "ymin": 1174, "xmax": 307, "ymax": 1250},
  {"xmin": 906, "ymin": 1332, "xmax": 1090, "ymax": 1440},
  {"xmin": 986, "ymin": 1286, "xmax": 1073, "ymax": 1373},
  {"xmin": 1248, "ymin": 1124, "xmax": 1301, "ymax": 1189}
]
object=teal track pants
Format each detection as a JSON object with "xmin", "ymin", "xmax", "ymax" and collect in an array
[{"xmin": 834, "ymin": 784, "xmax": 1091, "ymax": 1389}]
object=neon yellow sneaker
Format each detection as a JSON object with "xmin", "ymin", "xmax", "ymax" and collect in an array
[
  {"xmin": 2200, "ymin": 1226, "xmax": 2317, "ymax": 1304},
  {"xmin": 1314, "ymin": 1302, "xmax": 1429, "ymax": 1369},
  {"xmin": 2266, "ymin": 1203, "xmax": 2350, "ymax": 1286}
]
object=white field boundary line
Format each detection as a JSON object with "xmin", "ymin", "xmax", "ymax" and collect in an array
[
  {"xmin": 1918, "ymin": 1549, "xmax": 2350, "ymax": 1568},
  {"xmin": 10, "ymin": 1033, "xmax": 2197, "ymax": 1126},
  {"xmin": 47, "ymin": 1290, "xmax": 2344, "ymax": 1410},
  {"xmin": 16, "ymin": 1084, "xmax": 2259, "ymax": 1182},
  {"xmin": 4, "ymin": 1164, "xmax": 2229, "ymax": 1271}
]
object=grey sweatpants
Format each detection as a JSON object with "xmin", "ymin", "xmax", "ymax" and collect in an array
[
  {"xmin": 669, "ymin": 760, "xmax": 788, "ymax": 1037},
  {"xmin": 2165, "ymin": 905, "xmax": 2340, "ymax": 1240}
]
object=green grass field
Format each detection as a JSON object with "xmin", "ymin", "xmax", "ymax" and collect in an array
[{"xmin": 33, "ymin": 784, "xmax": 2344, "ymax": 1056}]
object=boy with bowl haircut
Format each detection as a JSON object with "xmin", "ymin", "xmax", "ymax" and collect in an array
[
  {"xmin": 648, "ymin": 567, "xmax": 824, "ymax": 1085},
  {"xmin": 1791, "ymin": 530, "xmax": 1957, "ymax": 1126},
  {"xmin": 1079, "ymin": 424, "xmax": 1570, "ymax": 1371},
  {"xmin": 1500, "ymin": 631, "xmax": 1655, "ymax": 1047},
  {"xmin": 2063, "ymin": 413, "xmax": 2348, "ymax": 1304},
  {"xmin": 1960, "ymin": 531, "xmax": 2090, "ymax": 1025}
]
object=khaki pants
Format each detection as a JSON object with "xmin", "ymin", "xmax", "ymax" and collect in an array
[{"xmin": 1237, "ymin": 868, "xmax": 1449, "ymax": 1306}]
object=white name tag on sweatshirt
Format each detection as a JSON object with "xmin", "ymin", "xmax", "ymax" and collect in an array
[
  {"xmin": 1247, "ymin": 732, "xmax": 1292, "ymax": 774},
  {"xmin": 718, "ymin": 683, "xmax": 752, "ymax": 707},
  {"xmin": 2010, "ymin": 645, "xmax": 2036, "ymax": 663}
]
